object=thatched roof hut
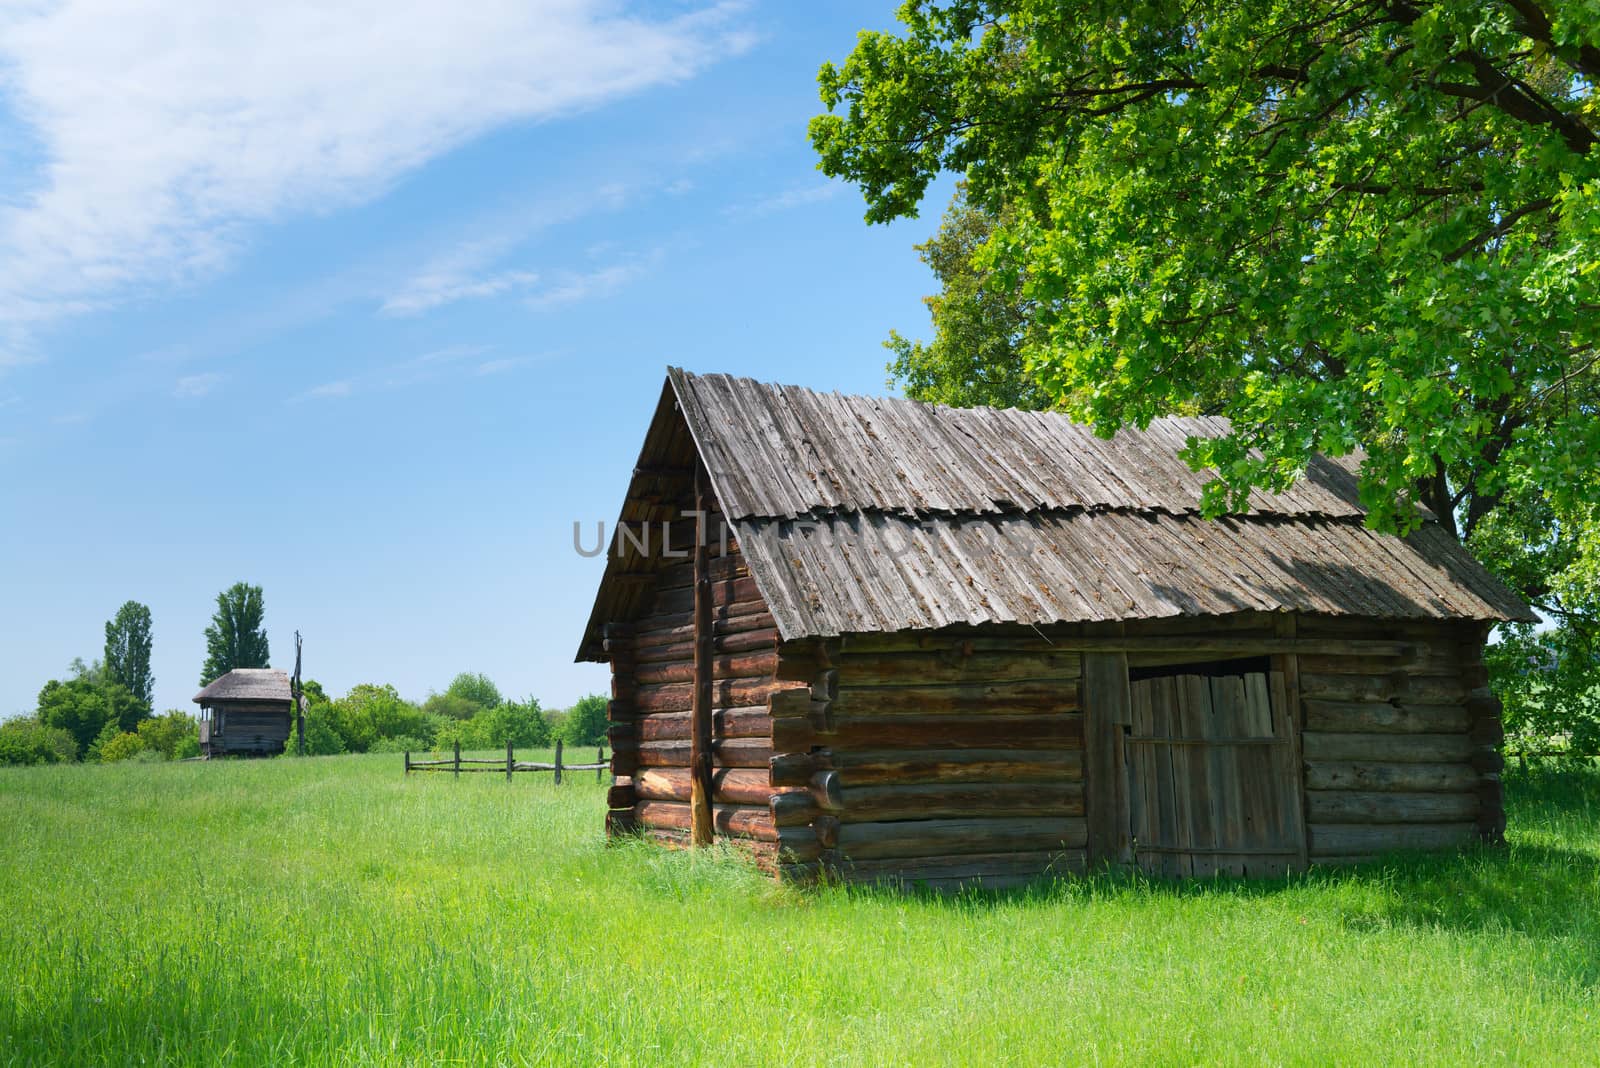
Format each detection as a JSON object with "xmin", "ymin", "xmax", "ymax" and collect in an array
[
  {"xmin": 193, "ymin": 669, "xmax": 293, "ymax": 757},
  {"xmin": 580, "ymin": 369, "xmax": 1531, "ymax": 887}
]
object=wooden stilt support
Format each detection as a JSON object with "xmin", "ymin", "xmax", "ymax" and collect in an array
[{"xmin": 690, "ymin": 461, "xmax": 715, "ymax": 847}]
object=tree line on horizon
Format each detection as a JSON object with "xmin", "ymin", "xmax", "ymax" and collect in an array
[{"xmin": 1, "ymin": 582, "xmax": 605, "ymax": 766}]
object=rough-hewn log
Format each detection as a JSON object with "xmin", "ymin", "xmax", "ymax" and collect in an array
[
  {"xmin": 606, "ymin": 698, "xmax": 634, "ymax": 724},
  {"xmin": 636, "ymin": 707, "xmax": 772, "ymax": 742},
  {"xmin": 789, "ymin": 713, "xmax": 1083, "ymax": 752},
  {"xmin": 636, "ymin": 800, "xmax": 776, "ymax": 841},
  {"xmin": 826, "ymin": 748, "xmax": 1083, "ymax": 786},
  {"xmin": 836, "ymin": 817, "xmax": 1089, "ymax": 861},
  {"xmin": 1303, "ymin": 761, "xmax": 1478, "ymax": 792},
  {"xmin": 771, "ymin": 791, "xmax": 820, "ymax": 826},
  {"xmin": 652, "ymin": 575, "xmax": 762, "ymax": 618},
  {"xmin": 833, "ymin": 849, "xmax": 1087, "ymax": 884},
  {"xmin": 632, "ymin": 627, "xmax": 779, "ymax": 664},
  {"xmin": 810, "ymin": 769, "xmax": 843, "ymax": 811},
  {"xmin": 1297, "ymin": 649, "xmax": 1457, "ymax": 678},
  {"xmin": 1303, "ymin": 700, "xmax": 1471, "ymax": 735},
  {"xmin": 651, "ymin": 551, "xmax": 746, "ymax": 591},
  {"xmin": 832, "ymin": 680, "xmax": 1079, "ymax": 716},
  {"xmin": 1308, "ymin": 822, "xmax": 1478, "ymax": 856},
  {"xmin": 637, "ymin": 738, "xmax": 774, "ymax": 769},
  {"xmin": 635, "ymin": 766, "xmax": 791, "ymax": 805},
  {"xmin": 838, "ymin": 782, "xmax": 1084, "ymax": 823},
  {"xmin": 605, "ymin": 809, "xmax": 639, "ymax": 836},
  {"xmin": 606, "ymin": 783, "xmax": 637, "ymax": 809},
  {"xmin": 690, "ymin": 469, "xmax": 715, "ymax": 850},
  {"xmin": 624, "ymin": 677, "xmax": 782, "ymax": 714},
  {"xmin": 838, "ymin": 651, "xmax": 1083, "ymax": 687},
  {"xmin": 1301, "ymin": 732, "xmax": 1477, "ymax": 763},
  {"xmin": 631, "ymin": 605, "xmax": 775, "ymax": 650},
  {"xmin": 769, "ymin": 750, "xmax": 826, "ymax": 787},
  {"xmin": 634, "ymin": 650, "xmax": 779, "ymax": 686},
  {"xmin": 1299, "ymin": 673, "xmax": 1464, "ymax": 704},
  {"xmin": 1305, "ymin": 790, "xmax": 1479, "ymax": 824}
]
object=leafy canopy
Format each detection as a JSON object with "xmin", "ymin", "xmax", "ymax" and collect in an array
[
  {"xmin": 201, "ymin": 582, "xmax": 270, "ymax": 685},
  {"xmin": 812, "ymin": 0, "xmax": 1599, "ymax": 556},
  {"xmin": 104, "ymin": 600, "xmax": 154, "ymax": 713}
]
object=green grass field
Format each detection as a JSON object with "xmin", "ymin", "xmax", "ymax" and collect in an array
[{"xmin": 2, "ymin": 753, "xmax": 1598, "ymax": 1066}]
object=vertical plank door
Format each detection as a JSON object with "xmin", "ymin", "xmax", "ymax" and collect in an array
[{"xmin": 1126, "ymin": 671, "xmax": 1306, "ymax": 877}]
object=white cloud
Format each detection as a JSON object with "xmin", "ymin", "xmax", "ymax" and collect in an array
[
  {"xmin": 725, "ymin": 180, "xmax": 844, "ymax": 220},
  {"xmin": 0, "ymin": 1, "xmax": 753, "ymax": 357},
  {"xmin": 475, "ymin": 357, "xmax": 530, "ymax": 376},
  {"xmin": 527, "ymin": 250, "xmax": 662, "ymax": 309},
  {"xmin": 299, "ymin": 380, "xmax": 353, "ymax": 401},
  {"xmin": 174, "ymin": 371, "xmax": 223, "ymax": 398}
]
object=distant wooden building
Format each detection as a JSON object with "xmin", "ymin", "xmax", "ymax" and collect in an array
[
  {"xmin": 193, "ymin": 669, "xmax": 294, "ymax": 757},
  {"xmin": 578, "ymin": 370, "xmax": 1534, "ymax": 888}
]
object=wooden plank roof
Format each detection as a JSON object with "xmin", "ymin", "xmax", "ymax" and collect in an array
[{"xmin": 574, "ymin": 370, "xmax": 1534, "ymax": 661}]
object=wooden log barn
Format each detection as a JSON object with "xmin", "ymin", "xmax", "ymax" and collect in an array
[
  {"xmin": 193, "ymin": 669, "xmax": 294, "ymax": 758},
  {"xmin": 577, "ymin": 369, "xmax": 1534, "ymax": 889}
]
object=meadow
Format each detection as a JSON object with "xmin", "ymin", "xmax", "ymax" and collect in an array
[{"xmin": 1, "ymin": 753, "xmax": 1597, "ymax": 1066}]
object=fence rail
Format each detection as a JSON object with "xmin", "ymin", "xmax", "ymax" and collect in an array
[{"xmin": 404, "ymin": 739, "xmax": 608, "ymax": 783}]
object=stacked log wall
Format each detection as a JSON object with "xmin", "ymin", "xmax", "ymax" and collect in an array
[
  {"xmin": 770, "ymin": 632, "xmax": 1088, "ymax": 891},
  {"xmin": 1293, "ymin": 617, "xmax": 1499, "ymax": 864},
  {"xmin": 603, "ymin": 527, "xmax": 807, "ymax": 869}
]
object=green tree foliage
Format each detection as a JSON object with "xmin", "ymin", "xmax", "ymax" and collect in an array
[
  {"xmin": 326, "ymin": 684, "xmax": 430, "ymax": 753},
  {"xmin": 200, "ymin": 582, "xmax": 270, "ymax": 685},
  {"xmin": 103, "ymin": 601, "xmax": 154, "ymax": 713},
  {"xmin": 136, "ymin": 711, "xmax": 200, "ymax": 760},
  {"xmin": 560, "ymin": 694, "xmax": 609, "ymax": 747},
  {"xmin": 447, "ymin": 673, "xmax": 502, "ymax": 713},
  {"xmin": 286, "ymin": 705, "xmax": 347, "ymax": 757},
  {"xmin": 886, "ymin": 184, "xmax": 1048, "ymax": 409},
  {"xmin": 0, "ymin": 718, "xmax": 78, "ymax": 765},
  {"xmin": 812, "ymin": 0, "xmax": 1600, "ymax": 560},
  {"xmin": 420, "ymin": 693, "xmax": 481, "ymax": 721},
  {"xmin": 36, "ymin": 666, "xmax": 148, "ymax": 759},
  {"xmin": 1487, "ymin": 624, "xmax": 1600, "ymax": 760}
]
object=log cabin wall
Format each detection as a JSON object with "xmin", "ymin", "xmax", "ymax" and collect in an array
[
  {"xmin": 1293, "ymin": 616, "xmax": 1503, "ymax": 863},
  {"xmin": 602, "ymin": 516, "xmax": 813, "ymax": 871},
  {"xmin": 768, "ymin": 631, "xmax": 1088, "ymax": 890}
]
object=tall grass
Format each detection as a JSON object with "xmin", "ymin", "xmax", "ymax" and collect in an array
[{"xmin": 2, "ymin": 753, "xmax": 1597, "ymax": 1065}]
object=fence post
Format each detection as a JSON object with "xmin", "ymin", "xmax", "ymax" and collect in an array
[
  {"xmin": 506, "ymin": 738, "xmax": 514, "ymax": 782},
  {"xmin": 405, "ymin": 751, "xmax": 410, "ymax": 776},
  {"xmin": 554, "ymin": 738, "xmax": 563, "ymax": 785},
  {"xmin": 597, "ymin": 747, "xmax": 604, "ymax": 783},
  {"xmin": 454, "ymin": 739, "xmax": 461, "ymax": 779}
]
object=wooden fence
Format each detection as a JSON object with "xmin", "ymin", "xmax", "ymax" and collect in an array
[{"xmin": 404, "ymin": 739, "xmax": 609, "ymax": 783}]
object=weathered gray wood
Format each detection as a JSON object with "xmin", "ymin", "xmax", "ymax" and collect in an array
[
  {"xmin": 1305, "ymin": 790, "xmax": 1479, "ymax": 824},
  {"xmin": 838, "ymin": 650, "xmax": 1083, "ymax": 686},
  {"xmin": 1081, "ymin": 651, "xmax": 1132, "ymax": 867},
  {"xmin": 1303, "ymin": 761, "xmax": 1479, "ymax": 792},
  {"xmin": 838, "ymin": 782, "xmax": 1085, "ymax": 823},
  {"xmin": 830, "ymin": 680, "xmax": 1081, "ymax": 717},
  {"xmin": 1303, "ymin": 700, "xmax": 1472, "ymax": 734},
  {"xmin": 835, "ymin": 849, "xmax": 1088, "ymax": 884},
  {"xmin": 836, "ymin": 817, "xmax": 1089, "ymax": 860},
  {"xmin": 1308, "ymin": 822, "xmax": 1478, "ymax": 856},
  {"xmin": 779, "ymin": 713, "xmax": 1084, "ymax": 752},
  {"xmin": 825, "ymin": 748, "xmax": 1084, "ymax": 786},
  {"xmin": 1301, "ymin": 732, "xmax": 1477, "ymax": 763},
  {"xmin": 1299, "ymin": 672, "xmax": 1464, "ymax": 704}
]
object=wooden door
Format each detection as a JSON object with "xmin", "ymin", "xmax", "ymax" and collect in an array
[{"xmin": 1126, "ymin": 669, "xmax": 1305, "ymax": 877}]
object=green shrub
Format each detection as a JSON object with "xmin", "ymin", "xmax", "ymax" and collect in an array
[
  {"xmin": 97, "ymin": 731, "xmax": 146, "ymax": 763},
  {"xmin": 0, "ymin": 717, "xmax": 78, "ymax": 765},
  {"xmin": 174, "ymin": 735, "xmax": 201, "ymax": 760},
  {"xmin": 368, "ymin": 735, "xmax": 432, "ymax": 754},
  {"xmin": 475, "ymin": 699, "xmax": 551, "ymax": 748},
  {"xmin": 137, "ymin": 711, "xmax": 199, "ymax": 759},
  {"xmin": 280, "ymin": 706, "xmax": 346, "ymax": 757}
]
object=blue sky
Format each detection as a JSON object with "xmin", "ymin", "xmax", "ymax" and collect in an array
[{"xmin": 0, "ymin": 0, "xmax": 953, "ymax": 718}]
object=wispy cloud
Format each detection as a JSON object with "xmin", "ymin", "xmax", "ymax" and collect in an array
[
  {"xmin": 174, "ymin": 372, "xmax": 223, "ymax": 398},
  {"xmin": 725, "ymin": 180, "xmax": 844, "ymax": 220},
  {"xmin": 298, "ymin": 380, "xmax": 353, "ymax": 401},
  {"xmin": 0, "ymin": 1, "xmax": 754, "ymax": 363},
  {"xmin": 526, "ymin": 252, "xmax": 661, "ymax": 309}
]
